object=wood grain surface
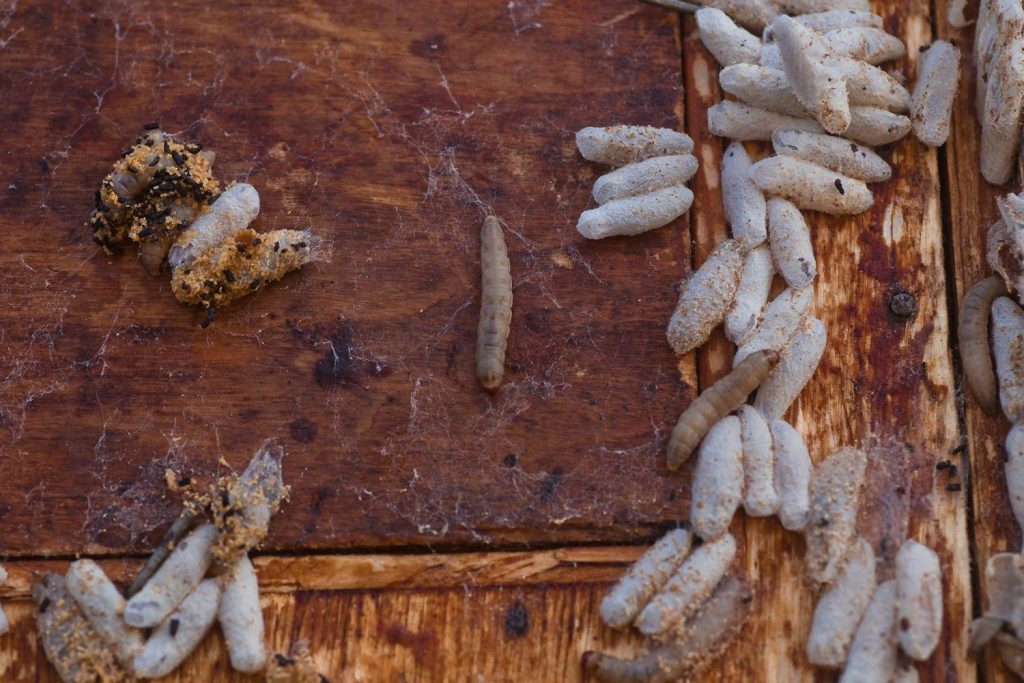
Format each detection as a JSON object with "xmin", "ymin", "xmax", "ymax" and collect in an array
[{"xmin": 0, "ymin": 0, "xmax": 1000, "ymax": 680}]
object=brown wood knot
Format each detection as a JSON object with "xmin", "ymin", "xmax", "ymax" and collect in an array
[
  {"xmin": 889, "ymin": 291, "xmax": 917, "ymax": 319},
  {"xmin": 505, "ymin": 600, "xmax": 530, "ymax": 638}
]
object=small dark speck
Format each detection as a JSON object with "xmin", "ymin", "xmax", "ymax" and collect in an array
[
  {"xmin": 889, "ymin": 291, "xmax": 917, "ymax": 318},
  {"xmin": 503, "ymin": 453, "xmax": 518, "ymax": 467},
  {"xmin": 900, "ymin": 617, "xmax": 910, "ymax": 630},
  {"xmin": 538, "ymin": 468, "xmax": 563, "ymax": 502},
  {"xmin": 742, "ymin": 593, "xmax": 753, "ymax": 603},
  {"xmin": 143, "ymin": 121, "xmax": 160, "ymax": 130},
  {"xmin": 177, "ymin": 476, "xmax": 192, "ymax": 487},
  {"xmin": 947, "ymin": 483, "xmax": 962, "ymax": 491},
  {"xmin": 936, "ymin": 460, "xmax": 952, "ymax": 470},
  {"xmin": 39, "ymin": 158, "xmax": 49, "ymax": 173},
  {"xmin": 505, "ymin": 600, "xmax": 530, "ymax": 638},
  {"xmin": 275, "ymin": 654, "xmax": 295, "ymax": 667},
  {"xmin": 169, "ymin": 618, "xmax": 180, "ymax": 637},
  {"xmin": 895, "ymin": 486, "xmax": 906, "ymax": 494},
  {"xmin": 834, "ymin": 178, "xmax": 845, "ymax": 194},
  {"xmin": 951, "ymin": 442, "xmax": 967, "ymax": 455},
  {"xmin": 39, "ymin": 597, "xmax": 51, "ymax": 613},
  {"xmin": 289, "ymin": 417, "xmax": 318, "ymax": 444},
  {"xmin": 948, "ymin": 465, "xmax": 958, "ymax": 477}
]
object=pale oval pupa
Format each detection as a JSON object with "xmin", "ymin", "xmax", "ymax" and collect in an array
[
  {"xmin": 737, "ymin": 405, "xmax": 779, "ymax": 517},
  {"xmin": 983, "ymin": 552, "xmax": 1024, "ymax": 637},
  {"xmin": 700, "ymin": 0, "xmax": 779, "ymax": 32},
  {"xmin": 724, "ymin": 244, "xmax": 774, "ymax": 346},
  {"xmin": 910, "ymin": 41, "xmax": 961, "ymax": 148},
  {"xmin": 476, "ymin": 216, "xmax": 512, "ymax": 391},
  {"xmin": 734, "ymin": 285, "xmax": 814, "ymax": 367},
  {"xmin": 958, "ymin": 275, "xmax": 1007, "ymax": 414},
  {"xmin": 592, "ymin": 154, "xmax": 698, "ymax": 205},
  {"xmin": 1006, "ymin": 424, "xmax": 1024, "ymax": 549},
  {"xmin": 822, "ymin": 27, "xmax": 906, "ymax": 65},
  {"xmin": 839, "ymin": 580, "xmax": 899, "ymax": 683},
  {"xmin": 578, "ymin": 185, "xmax": 694, "ymax": 239},
  {"xmin": 66, "ymin": 559, "xmax": 146, "ymax": 671},
  {"xmin": 792, "ymin": 10, "xmax": 884, "ymax": 34},
  {"xmin": 167, "ymin": 183, "xmax": 260, "ymax": 271},
  {"xmin": 634, "ymin": 533, "xmax": 737, "ymax": 635},
  {"xmin": 832, "ymin": 55, "xmax": 911, "ymax": 113},
  {"xmin": 133, "ymin": 579, "xmax": 221, "ymax": 679},
  {"xmin": 750, "ymin": 156, "xmax": 874, "ymax": 215},
  {"xmin": 975, "ymin": 0, "xmax": 1024, "ymax": 119},
  {"xmin": 754, "ymin": 317, "xmax": 827, "ymax": 421},
  {"xmin": 666, "ymin": 239, "xmax": 744, "ymax": 356},
  {"xmin": 845, "ymin": 106, "xmax": 913, "ymax": 146},
  {"xmin": 771, "ymin": 419, "xmax": 812, "ymax": 531},
  {"xmin": 772, "ymin": 129, "xmax": 892, "ymax": 183},
  {"xmin": 211, "ymin": 443, "xmax": 288, "ymax": 566},
  {"xmin": 991, "ymin": 296, "xmax": 1024, "ymax": 422},
  {"xmin": 719, "ymin": 64, "xmax": 806, "ymax": 117},
  {"xmin": 600, "ymin": 529, "xmax": 692, "ymax": 630},
  {"xmin": 894, "ymin": 540, "xmax": 943, "ymax": 661},
  {"xmin": 980, "ymin": 37, "xmax": 1024, "ymax": 186},
  {"xmin": 696, "ymin": 8, "xmax": 762, "ymax": 67},
  {"xmin": 218, "ymin": 555, "xmax": 266, "ymax": 673},
  {"xmin": 690, "ymin": 416, "xmax": 745, "ymax": 540},
  {"xmin": 773, "ymin": 0, "xmax": 870, "ymax": 14},
  {"xmin": 767, "ymin": 198, "xmax": 817, "ymax": 289},
  {"xmin": 722, "ymin": 141, "xmax": 768, "ymax": 249},
  {"xmin": 576, "ymin": 126, "xmax": 694, "ymax": 166},
  {"xmin": 773, "ymin": 16, "xmax": 851, "ymax": 134},
  {"xmin": 707, "ymin": 100, "xmax": 823, "ymax": 141},
  {"xmin": 667, "ymin": 349, "xmax": 780, "ymax": 470},
  {"xmin": 805, "ymin": 447, "xmax": 867, "ymax": 586},
  {"xmin": 808, "ymin": 537, "xmax": 877, "ymax": 668}
]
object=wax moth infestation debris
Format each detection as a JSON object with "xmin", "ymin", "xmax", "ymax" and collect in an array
[{"xmin": 89, "ymin": 125, "xmax": 325, "ymax": 326}]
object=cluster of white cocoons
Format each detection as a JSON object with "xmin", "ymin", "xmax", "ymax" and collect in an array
[
  {"xmin": 975, "ymin": 0, "xmax": 1024, "ymax": 185},
  {"xmin": 575, "ymin": 125, "xmax": 697, "ymax": 239}
]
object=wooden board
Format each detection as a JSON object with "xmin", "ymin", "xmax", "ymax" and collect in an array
[{"xmin": 0, "ymin": 0, "xmax": 994, "ymax": 680}]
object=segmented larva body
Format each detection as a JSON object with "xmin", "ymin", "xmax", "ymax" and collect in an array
[
  {"xmin": 124, "ymin": 523, "xmax": 218, "ymax": 629},
  {"xmin": 992, "ymin": 296, "xmax": 1024, "ymax": 422},
  {"xmin": 734, "ymin": 285, "xmax": 813, "ymax": 366},
  {"xmin": 754, "ymin": 317, "xmax": 827, "ymax": 420},
  {"xmin": 66, "ymin": 559, "xmax": 145, "ymax": 671},
  {"xmin": 793, "ymin": 10, "xmax": 883, "ymax": 33},
  {"xmin": 133, "ymin": 579, "xmax": 221, "ymax": 679},
  {"xmin": 577, "ymin": 185, "xmax": 695, "ymax": 239},
  {"xmin": 720, "ymin": 65, "xmax": 807, "ymax": 117},
  {"xmin": 737, "ymin": 405, "xmax": 779, "ymax": 517},
  {"xmin": 975, "ymin": 0, "xmax": 1024, "ymax": 120},
  {"xmin": 751, "ymin": 156, "xmax": 874, "ymax": 215},
  {"xmin": 1005, "ymin": 424, "xmax": 1024, "ymax": 548},
  {"xmin": 895, "ymin": 540, "xmax": 943, "ymax": 661},
  {"xmin": 773, "ymin": 0, "xmax": 870, "ymax": 14},
  {"xmin": 708, "ymin": 100, "xmax": 824, "ymax": 142},
  {"xmin": 808, "ymin": 537, "xmax": 876, "ymax": 668},
  {"xmin": 600, "ymin": 529, "xmax": 693, "ymax": 630},
  {"xmin": 702, "ymin": 0, "xmax": 778, "ymax": 31},
  {"xmin": 696, "ymin": 8, "xmax": 761, "ymax": 67},
  {"xmin": 666, "ymin": 239, "xmax": 744, "ymax": 356},
  {"xmin": 691, "ymin": 416, "xmax": 744, "ymax": 539},
  {"xmin": 167, "ymin": 183, "xmax": 260, "ymax": 271},
  {"xmin": 980, "ymin": 37, "xmax": 1024, "ymax": 186},
  {"xmin": 771, "ymin": 419, "xmax": 812, "ymax": 531},
  {"xmin": 818, "ymin": 27, "xmax": 906, "ymax": 65},
  {"xmin": 576, "ymin": 126, "xmax": 694, "ymax": 166},
  {"xmin": 833, "ymin": 56, "xmax": 911, "ymax": 113},
  {"xmin": 666, "ymin": 349, "xmax": 780, "ymax": 470},
  {"xmin": 211, "ymin": 443, "xmax": 288, "ymax": 566},
  {"xmin": 911, "ymin": 41, "xmax": 961, "ymax": 148},
  {"xmin": 724, "ymin": 245, "xmax": 773, "ymax": 345},
  {"xmin": 839, "ymin": 580, "xmax": 899, "ymax": 683},
  {"xmin": 844, "ymin": 107, "xmax": 913, "ymax": 146},
  {"xmin": 805, "ymin": 447, "xmax": 867, "ymax": 586},
  {"xmin": 772, "ymin": 130, "xmax": 892, "ymax": 183},
  {"xmin": 582, "ymin": 575, "xmax": 753, "ymax": 683},
  {"xmin": 958, "ymin": 276, "xmax": 1007, "ymax": 414},
  {"xmin": 218, "ymin": 555, "xmax": 266, "ymax": 673},
  {"xmin": 592, "ymin": 155, "xmax": 698, "ymax": 205},
  {"xmin": 773, "ymin": 16, "xmax": 850, "ymax": 135},
  {"xmin": 476, "ymin": 216, "xmax": 513, "ymax": 391},
  {"xmin": 722, "ymin": 142, "xmax": 767, "ymax": 249},
  {"xmin": 634, "ymin": 533, "xmax": 737, "ymax": 636},
  {"xmin": 767, "ymin": 198, "xmax": 816, "ymax": 289}
]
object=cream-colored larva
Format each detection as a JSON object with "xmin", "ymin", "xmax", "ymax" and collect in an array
[
  {"xmin": 772, "ymin": 130, "xmax": 892, "ymax": 183},
  {"xmin": 592, "ymin": 155, "xmax": 698, "ymax": 205},
  {"xmin": 959, "ymin": 276, "xmax": 1007, "ymax": 414},
  {"xmin": 734, "ymin": 285, "xmax": 814, "ymax": 366},
  {"xmin": 720, "ymin": 65, "xmax": 806, "ymax": 116},
  {"xmin": 635, "ymin": 533, "xmax": 737, "ymax": 635},
  {"xmin": 702, "ymin": 0, "xmax": 779, "ymax": 32},
  {"xmin": 754, "ymin": 317, "xmax": 827, "ymax": 421},
  {"xmin": 793, "ymin": 10, "xmax": 884, "ymax": 33},
  {"xmin": 666, "ymin": 239, "xmax": 744, "ymax": 356},
  {"xmin": 724, "ymin": 245, "xmax": 774, "ymax": 345},
  {"xmin": 582, "ymin": 575, "xmax": 752, "ymax": 683},
  {"xmin": 833, "ymin": 56, "xmax": 912, "ymax": 113},
  {"xmin": 839, "ymin": 581, "xmax": 899, "ymax": 683},
  {"xmin": 576, "ymin": 126, "xmax": 694, "ymax": 166},
  {"xmin": 691, "ymin": 416, "xmax": 745, "ymax": 540},
  {"xmin": 821, "ymin": 27, "xmax": 906, "ymax": 65},
  {"xmin": 771, "ymin": 419, "xmax": 812, "ymax": 531},
  {"xmin": 845, "ymin": 106, "xmax": 913, "ymax": 146},
  {"xmin": 947, "ymin": 0, "xmax": 970, "ymax": 28},
  {"xmin": 667, "ymin": 349, "xmax": 780, "ymax": 470},
  {"xmin": 806, "ymin": 447, "xmax": 867, "ymax": 586},
  {"xmin": 910, "ymin": 41, "xmax": 961, "ymax": 148},
  {"xmin": 991, "ymin": 195, "xmax": 1024, "ymax": 302},
  {"xmin": 992, "ymin": 296, "xmax": 1024, "ymax": 422},
  {"xmin": 600, "ymin": 529, "xmax": 693, "ymax": 630},
  {"xmin": 1005, "ymin": 424, "xmax": 1024, "ymax": 548},
  {"xmin": 212, "ymin": 443, "xmax": 288, "ymax": 565},
  {"xmin": 750, "ymin": 156, "xmax": 874, "ymax": 215},
  {"xmin": 167, "ymin": 183, "xmax": 260, "ymax": 271},
  {"xmin": 984, "ymin": 553, "xmax": 1024, "ymax": 637},
  {"xmin": 66, "ymin": 559, "xmax": 145, "ymax": 671},
  {"xmin": 773, "ymin": 0, "xmax": 870, "ymax": 14},
  {"xmin": 981, "ymin": 37, "xmax": 1024, "ymax": 186},
  {"xmin": 696, "ymin": 8, "xmax": 762, "ymax": 66},
  {"xmin": 707, "ymin": 100, "xmax": 823, "ymax": 141},
  {"xmin": 477, "ymin": 216, "xmax": 512, "ymax": 390},
  {"xmin": 895, "ymin": 540, "xmax": 943, "ymax": 661},
  {"xmin": 767, "ymin": 198, "xmax": 816, "ymax": 289},
  {"xmin": 773, "ymin": 16, "xmax": 851, "ymax": 134},
  {"xmin": 134, "ymin": 579, "xmax": 221, "ymax": 679},
  {"xmin": 722, "ymin": 142, "xmax": 767, "ymax": 249},
  {"xmin": 808, "ymin": 537, "xmax": 876, "ymax": 668},
  {"xmin": 578, "ymin": 185, "xmax": 695, "ymax": 239},
  {"xmin": 737, "ymin": 405, "xmax": 780, "ymax": 517},
  {"xmin": 128, "ymin": 509, "xmax": 196, "ymax": 598},
  {"xmin": 218, "ymin": 555, "xmax": 266, "ymax": 673},
  {"xmin": 124, "ymin": 523, "xmax": 218, "ymax": 629},
  {"xmin": 975, "ymin": 0, "xmax": 1024, "ymax": 119}
]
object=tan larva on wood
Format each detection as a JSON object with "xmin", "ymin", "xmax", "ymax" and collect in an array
[
  {"xmin": 724, "ymin": 244, "xmax": 773, "ymax": 345},
  {"xmin": 895, "ymin": 540, "xmax": 943, "ymax": 661},
  {"xmin": 734, "ymin": 285, "xmax": 813, "ymax": 367},
  {"xmin": 958, "ymin": 276, "xmax": 1007, "ymax": 414},
  {"xmin": 666, "ymin": 349, "xmax": 780, "ymax": 470},
  {"xmin": 690, "ymin": 416, "xmax": 744, "ymax": 539},
  {"xmin": 910, "ymin": 41, "xmax": 961, "ymax": 148},
  {"xmin": 992, "ymin": 296, "xmax": 1024, "ymax": 422},
  {"xmin": 750, "ymin": 156, "xmax": 874, "ymax": 215},
  {"xmin": 696, "ymin": 8, "xmax": 762, "ymax": 67},
  {"xmin": 666, "ymin": 239, "xmax": 744, "ymax": 356},
  {"xmin": 575, "ymin": 126, "xmax": 694, "ymax": 166},
  {"xmin": 805, "ymin": 446, "xmax": 867, "ymax": 586},
  {"xmin": 476, "ymin": 216, "xmax": 512, "ymax": 391},
  {"xmin": 737, "ymin": 405, "xmax": 779, "ymax": 517},
  {"xmin": 592, "ymin": 155, "xmax": 698, "ymax": 205},
  {"xmin": 980, "ymin": 37, "xmax": 1024, "ymax": 186},
  {"xmin": 771, "ymin": 419, "xmax": 812, "ymax": 531},
  {"xmin": 577, "ymin": 185, "xmax": 695, "ymax": 239},
  {"xmin": 217, "ymin": 555, "xmax": 266, "ymax": 673},
  {"xmin": 634, "ymin": 533, "xmax": 737, "ymax": 635},
  {"xmin": 807, "ymin": 537, "xmax": 876, "ymax": 668},
  {"xmin": 133, "ymin": 579, "xmax": 221, "ymax": 679},
  {"xmin": 1006, "ymin": 424, "xmax": 1024, "ymax": 546},
  {"xmin": 600, "ymin": 529, "xmax": 693, "ymax": 630},
  {"xmin": 772, "ymin": 130, "xmax": 892, "ymax": 183},
  {"xmin": 722, "ymin": 142, "xmax": 767, "ymax": 249},
  {"xmin": 839, "ymin": 580, "xmax": 899, "ymax": 683},
  {"xmin": 707, "ymin": 100, "xmax": 824, "ymax": 141},
  {"xmin": 773, "ymin": 16, "xmax": 850, "ymax": 134},
  {"xmin": 754, "ymin": 317, "xmax": 827, "ymax": 421},
  {"xmin": 767, "ymin": 198, "xmax": 816, "ymax": 289},
  {"xmin": 66, "ymin": 559, "xmax": 145, "ymax": 672}
]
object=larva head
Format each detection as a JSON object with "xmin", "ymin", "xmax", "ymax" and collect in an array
[
  {"xmin": 754, "ymin": 348, "xmax": 781, "ymax": 367},
  {"xmin": 479, "ymin": 372, "xmax": 502, "ymax": 393}
]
